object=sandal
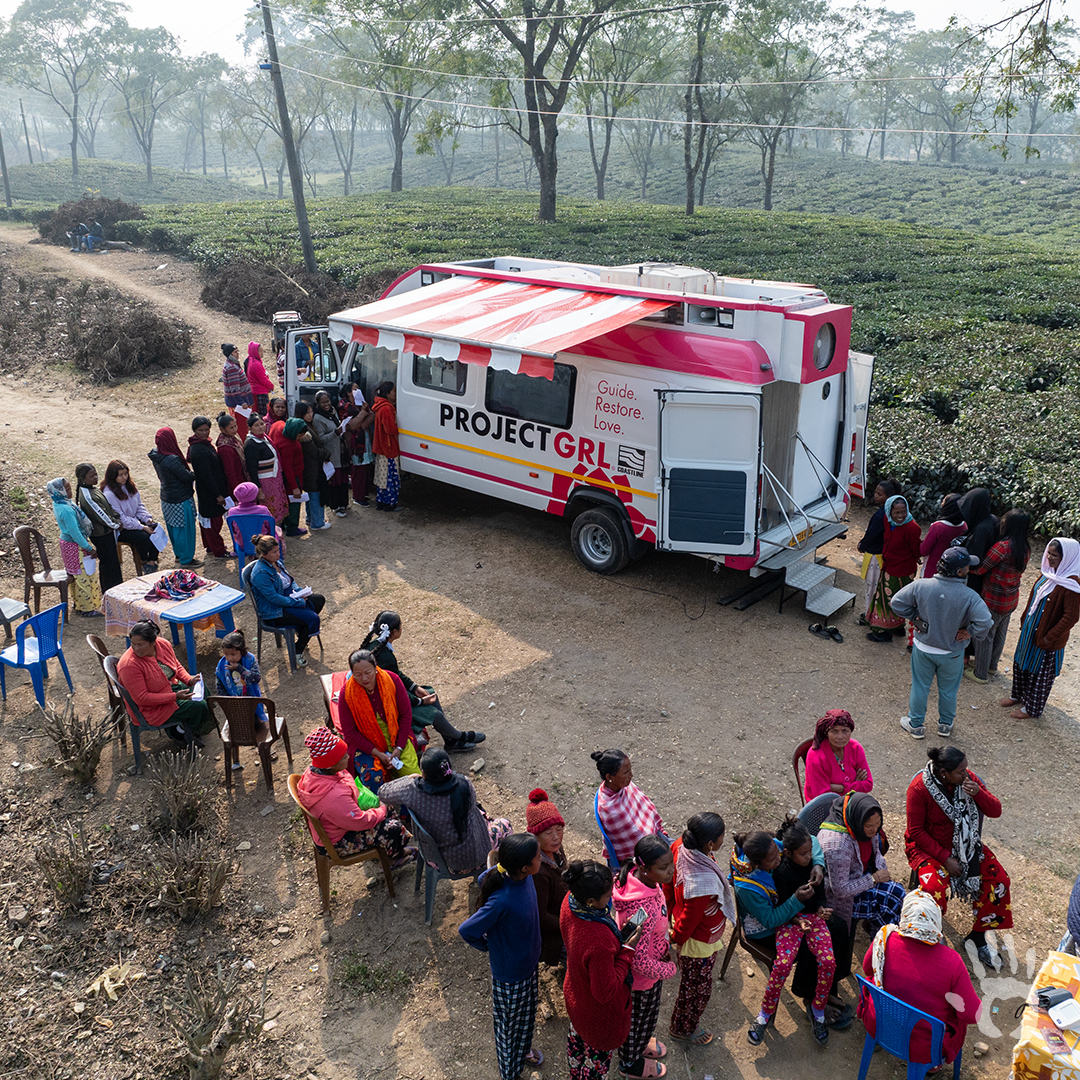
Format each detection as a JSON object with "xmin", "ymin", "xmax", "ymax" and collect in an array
[
  {"xmin": 621, "ymin": 1062, "xmax": 666, "ymax": 1079},
  {"xmin": 866, "ymin": 630, "xmax": 892, "ymax": 642},
  {"xmin": 644, "ymin": 1038, "xmax": 667, "ymax": 1060},
  {"xmin": 524, "ymin": 1049, "xmax": 544, "ymax": 1066},
  {"xmin": 1009, "ymin": 707, "xmax": 1029, "ymax": 719},
  {"xmin": 826, "ymin": 625, "xmax": 844, "ymax": 643},
  {"xmin": 809, "ymin": 623, "xmax": 833, "ymax": 640},
  {"xmin": 670, "ymin": 1026, "xmax": 713, "ymax": 1046},
  {"xmin": 999, "ymin": 697, "xmax": 1019, "ymax": 707}
]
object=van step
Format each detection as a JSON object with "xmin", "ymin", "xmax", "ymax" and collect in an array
[
  {"xmin": 778, "ymin": 547, "xmax": 856, "ymax": 619},
  {"xmin": 784, "ymin": 561, "xmax": 836, "ymax": 594},
  {"xmin": 756, "ymin": 521, "xmax": 849, "ymax": 572},
  {"xmin": 806, "ymin": 586, "xmax": 858, "ymax": 618}
]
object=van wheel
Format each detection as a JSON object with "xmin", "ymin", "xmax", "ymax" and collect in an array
[{"xmin": 571, "ymin": 508, "xmax": 630, "ymax": 574}]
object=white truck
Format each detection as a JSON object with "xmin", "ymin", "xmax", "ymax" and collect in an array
[{"xmin": 280, "ymin": 256, "xmax": 873, "ymax": 616}]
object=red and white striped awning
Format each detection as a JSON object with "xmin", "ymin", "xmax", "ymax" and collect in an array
[{"xmin": 329, "ymin": 275, "xmax": 673, "ymax": 379}]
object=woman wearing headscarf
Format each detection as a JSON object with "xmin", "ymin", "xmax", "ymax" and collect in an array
[
  {"xmin": 215, "ymin": 412, "xmax": 250, "ymax": 495},
  {"xmin": 265, "ymin": 395, "xmax": 289, "ymax": 429},
  {"xmin": 859, "ymin": 890, "xmax": 981, "ymax": 1066},
  {"xmin": 802, "ymin": 709, "xmax": 873, "ymax": 803},
  {"xmin": 75, "ymin": 463, "xmax": 122, "ymax": 592},
  {"xmin": 919, "ymin": 493, "xmax": 966, "ymax": 579},
  {"xmin": 313, "ymin": 390, "xmax": 350, "ymax": 518},
  {"xmin": 221, "ymin": 343, "xmax": 254, "ymax": 440},
  {"xmin": 1002, "ymin": 537, "xmax": 1080, "ymax": 719},
  {"xmin": 372, "ymin": 380, "xmax": 403, "ymax": 511},
  {"xmin": 269, "ymin": 417, "xmax": 308, "ymax": 538},
  {"xmin": 905, "ymin": 746, "xmax": 1011, "ymax": 970},
  {"xmin": 187, "ymin": 417, "xmax": 230, "ymax": 560},
  {"xmin": 866, "ymin": 495, "xmax": 921, "ymax": 644},
  {"xmin": 378, "ymin": 747, "xmax": 511, "ymax": 875},
  {"xmin": 294, "ymin": 401, "xmax": 330, "ymax": 531},
  {"xmin": 149, "ymin": 427, "xmax": 201, "ymax": 569},
  {"xmin": 226, "ymin": 481, "xmax": 285, "ymax": 555},
  {"xmin": 243, "ymin": 414, "xmax": 289, "ymax": 526},
  {"xmin": 47, "ymin": 477, "xmax": 101, "ymax": 616},
  {"xmin": 818, "ymin": 792, "xmax": 905, "ymax": 936},
  {"xmin": 957, "ymin": 488, "xmax": 998, "ymax": 594},
  {"xmin": 245, "ymin": 341, "xmax": 274, "ymax": 417}
]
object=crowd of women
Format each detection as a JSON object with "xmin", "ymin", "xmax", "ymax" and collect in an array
[
  {"xmin": 857, "ymin": 480, "xmax": 1080, "ymax": 722},
  {"xmin": 45, "ymin": 341, "xmax": 405, "ymax": 620}
]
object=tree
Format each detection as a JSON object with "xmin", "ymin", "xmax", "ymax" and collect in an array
[
  {"xmin": 322, "ymin": 82, "xmax": 361, "ymax": 194},
  {"xmin": 3, "ymin": 0, "xmax": 124, "ymax": 178},
  {"xmin": 75, "ymin": 70, "xmax": 112, "ymax": 158},
  {"xmin": 103, "ymin": 23, "xmax": 185, "ymax": 184},
  {"xmin": 617, "ymin": 80, "xmax": 679, "ymax": 200},
  {"xmin": 177, "ymin": 54, "xmax": 228, "ymax": 176},
  {"xmin": 856, "ymin": 8, "xmax": 915, "ymax": 160}
]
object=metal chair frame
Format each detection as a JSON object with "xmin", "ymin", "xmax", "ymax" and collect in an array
[{"xmin": 411, "ymin": 815, "xmax": 483, "ymax": 927}]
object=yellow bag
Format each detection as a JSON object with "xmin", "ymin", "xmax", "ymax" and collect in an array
[{"xmin": 1011, "ymin": 951, "xmax": 1080, "ymax": 1079}]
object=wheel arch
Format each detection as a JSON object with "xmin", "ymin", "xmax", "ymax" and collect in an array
[{"xmin": 563, "ymin": 485, "xmax": 649, "ymax": 560}]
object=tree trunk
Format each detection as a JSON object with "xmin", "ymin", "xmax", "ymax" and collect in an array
[
  {"xmin": 586, "ymin": 112, "xmax": 604, "ymax": 200},
  {"xmin": 70, "ymin": 92, "xmax": 79, "ymax": 178},
  {"xmin": 494, "ymin": 123, "xmax": 500, "ymax": 186},
  {"xmin": 146, "ymin": 156, "xmax": 152, "ymax": 186},
  {"xmin": 277, "ymin": 158, "xmax": 285, "ymax": 198},
  {"xmin": 697, "ymin": 141, "xmax": 714, "ymax": 207},
  {"xmin": 536, "ymin": 113, "xmax": 558, "ymax": 222},
  {"xmin": 200, "ymin": 102, "xmax": 208, "ymax": 175},
  {"xmin": 762, "ymin": 135, "xmax": 779, "ymax": 211},
  {"xmin": 879, "ymin": 106, "xmax": 887, "ymax": 160},
  {"xmin": 253, "ymin": 145, "xmax": 268, "ymax": 190}
]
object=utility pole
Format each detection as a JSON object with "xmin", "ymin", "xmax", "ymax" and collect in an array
[
  {"xmin": 20, "ymin": 99, "xmax": 33, "ymax": 164},
  {"xmin": 0, "ymin": 125, "xmax": 12, "ymax": 208},
  {"xmin": 260, "ymin": 0, "xmax": 317, "ymax": 274}
]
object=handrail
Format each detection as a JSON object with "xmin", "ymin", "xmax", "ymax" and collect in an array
[
  {"xmin": 760, "ymin": 463, "xmax": 807, "ymax": 551},
  {"xmin": 793, "ymin": 433, "xmax": 846, "ymax": 526}
]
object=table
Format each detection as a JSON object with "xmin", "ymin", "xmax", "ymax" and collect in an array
[{"xmin": 102, "ymin": 574, "xmax": 247, "ymax": 664}]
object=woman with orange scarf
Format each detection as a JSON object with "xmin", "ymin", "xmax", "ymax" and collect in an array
[{"xmin": 338, "ymin": 648, "xmax": 421, "ymax": 792}]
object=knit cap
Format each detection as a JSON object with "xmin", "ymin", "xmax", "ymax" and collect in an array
[
  {"xmin": 222, "ymin": 343, "xmax": 237, "ymax": 357},
  {"xmin": 305, "ymin": 726, "xmax": 347, "ymax": 768},
  {"xmin": 526, "ymin": 788, "xmax": 564, "ymax": 835}
]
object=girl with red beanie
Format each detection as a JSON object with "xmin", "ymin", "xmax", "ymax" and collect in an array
[
  {"xmin": 612, "ymin": 835, "xmax": 676, "ymax": 1079},
  {"xmin": 527, "ymin": 788, "xmax": 569, "ymax": 965},
  {"xmin": 561, "ymin": 859, "xmax": 644, "ymax": 1079}
]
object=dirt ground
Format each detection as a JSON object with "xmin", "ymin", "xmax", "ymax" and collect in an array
[{"xmin": 0, "ymin": 222, "xmax": 1075, "ymax": 1080}]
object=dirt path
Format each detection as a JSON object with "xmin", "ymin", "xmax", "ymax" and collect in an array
[{"xmin": 0, "ymin": 224, "xmax": 1076, "ymax": 1080}]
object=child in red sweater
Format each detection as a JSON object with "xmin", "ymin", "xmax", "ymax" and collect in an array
[
  {"xmin": 561, "ymin": 860, "xmax": 643, "ymax": 1080},
  {"xmin": 665, "ymin": 813, "xmax": 735, "ymax": 1047},
  {"xmin": 613, "ymin": 836, "xmax": 677, "ymax": 1078}
]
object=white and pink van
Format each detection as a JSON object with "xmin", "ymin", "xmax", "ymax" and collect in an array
[{"xmin": 281, "ymin": 257, "xmax": 873, "ymax": 615}]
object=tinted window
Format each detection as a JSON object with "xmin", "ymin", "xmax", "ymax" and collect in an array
[
  {"xmin": 413, "ymin": 354, "xmax": 467, "ymax": 396},
  {"xmin": 485, "ymin": 363, "xmax": 575, "ymax": 429},
  {"xmin": 355, "ymin": 345, "xmax": 399, "ymax": 404}
]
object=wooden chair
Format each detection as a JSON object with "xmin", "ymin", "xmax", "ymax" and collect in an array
[
  {"xmin": 792, "ymin": 737, "xmax": 813, "ymax": 806},
  {"xmin": 287, "ymin": 773, "xmax": 396, "ymax": 912},
  {"xmin": 412, "ymin": 815, "xmax": 483, "ymax": 926},
  {"xmin": 86, "ymin": 633, "xmax": 127, "ymax": 749},
  {"xmin": 13, "ymin": 526, "xmax": 70, "ymax": 613},
  {"xmin": 116, "ymin": 539, "xmax": 144, "ymax": 577},
  {"xmin": 208, "ymin": 695, "xmax": 292, "ymax": 792}
]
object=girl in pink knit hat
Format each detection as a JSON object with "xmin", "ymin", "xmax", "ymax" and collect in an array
[{"xmin": 527, "ymin": 788, "xmax": 568, "ymax": 965}]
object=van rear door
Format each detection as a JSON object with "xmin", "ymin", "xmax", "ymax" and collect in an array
[
  {"xmin": 845, "ymin": 351, "xmax": 874, "ymax": 499},
  {"xmin": 283, "ymin": 326, "xmax": 349, "ymax": 411},
  {"xmin": 656, "ymin": 390, "xmax": 761, "ymax": 556}
]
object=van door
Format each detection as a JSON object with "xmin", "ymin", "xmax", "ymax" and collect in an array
[
  {"xmin": 845, "ymin": 351, "xmax": 874, "ymax": 499},
  {"xmin": 283, "ymin": 326, "xmax": 347, "ymax": 411},
  {"xmin": 656, "ymin": 390, "xmax": 761, "ymax": 555}
]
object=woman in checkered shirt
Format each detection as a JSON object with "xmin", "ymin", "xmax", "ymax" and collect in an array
[{"xmin": 592, "ymin": 749, "xmax": 668, "ymax": 866}]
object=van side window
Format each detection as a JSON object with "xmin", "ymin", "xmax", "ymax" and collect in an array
[
  {"xmin": 485, "ymin": 363, "xmax": 576, "ymax": 429},
  {"xmin": 412, "ymin": 354, "xmax": 467, "ymax": 396}
]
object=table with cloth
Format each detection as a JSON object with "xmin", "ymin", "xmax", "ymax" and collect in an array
[
  {"xmin": 1011, "ymin": 950, "xmax": 1080, "ymax": 1080},
  {"xmin": 103, "ymin": 574, "xmax": 246, "ymax": 663}
]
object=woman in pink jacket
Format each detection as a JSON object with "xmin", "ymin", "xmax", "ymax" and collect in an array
[
  {"xmin": 245, "ymin": 341, "xmax": 275, "ymax": 417},
  {"xmin": 613, "ymin": 836, "xmax": 676, "ymax": 1079},
  {"xmin": 803, "ymin": 710, "xmax": 874, "ymax": 802},
  {"xmin": 296, "ymin": 727, "xmax": 412, "ymax": 862}
]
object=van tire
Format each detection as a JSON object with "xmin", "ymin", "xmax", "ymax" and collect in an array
[{"xmin": 571, "ymin": 508, "xmax": 630, "ymax": 575}]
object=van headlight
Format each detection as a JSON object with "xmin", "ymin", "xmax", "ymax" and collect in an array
[{"xmin": 813, "ymin": 323, "xmax": 836, "ymax": 370}]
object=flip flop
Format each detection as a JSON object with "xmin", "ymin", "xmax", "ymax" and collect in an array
[
  {"xmin": 826, "ymin": 625, "xmax": 844, "ymax": 643},
  {"xmin": 1009, "ymin": 708, "xmax": 1029, "ymax": 719},
  {"xmin": 621, "ymin": 1062, "xmax": 666, "ymax": 1079},
  {"xmin": 524, "ymin": 1049, "xmax": 544, "ymax": 1066},
  {"xmin": 644, "ymin": 1038, "xmax": 667, "ymax": 1059},
  {"xmin": 808, "ymin": 623, "xmax": 833, "ymax": 640},
  {"xmin": 670, "ymin": 1026, "xmax": 714, "ymax": 1046}
]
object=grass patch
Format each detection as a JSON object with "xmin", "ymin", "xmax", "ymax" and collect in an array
[
  {"xmin": 732, "ymin": 774, "xmax": 780, "ymax": 824},
  {"xmin": 340, "ymin": 956, "xmax": 412, "ymax": 997},
  {"xmin": 8, "ymin": 485, "xmax": 29, "ymax": 512}
]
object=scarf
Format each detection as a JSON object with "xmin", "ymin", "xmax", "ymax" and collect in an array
[
  {"xmin": 937, "ymin": 493, "xmax": 965, "ymax": 526},
  {"xmin": 187, "ymin": 432, "xmax": 214, "ymax": 464},
  {"xmin": 567, "ymin": 893, "xmax": 623, "ymax": 943},
  {"xmin": 342, "ymin": 667, "xmax": 400, "ymax": 771},
  {"xmin": 47, "ymin": 477, "xmax": 92, "ymax": 536},
  {"xmin": 870, "ymin": 888, "xmax": 942, "ymax": 987},
  {"xmin": 284, "ymin": 417, "xmax": 307, "ymax": 441},
  {"xmin": 884, "ymin": 494, "xmax": 913, "ymax": 528},
  {"xmin": 1031, "ymin": 537, "xmax": 1080, "ymax": 608},
  {"xmin": 155, "ymin": 427, "xmax": 184, "ymax": 458},
  {"xmin": 416, "ymin": 749, "xmax": 472, "ymax": 842},
  {"xmin": 143, "ymin": 568, "xmax": 209, "ymax": 601},
  {"xmin": 217, "ymin": 430, "xmax": 247, "ymax": 457},
  {"xmin": 677, "ymin": 843, "xmax": 736, "ymax": 922},
  {"xmin": 812, "ymin": 708, "xmax": 854, "ymax": 749},
  {"xmin": 730, "ymin": 842, "xmax": 781, "ymax": 937},
  {"xmin": 921, "ymin": 762, "xmax": 982, "ymax": 900},
  {"xmin": 820, "ymin": 791, "xmax": 881, "ymax": 842}
]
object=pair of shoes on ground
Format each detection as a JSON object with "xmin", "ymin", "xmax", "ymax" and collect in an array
[
  {"xmin": 446, "ymin": 731, "xmax": 486, "ymax": 752},
  {"xmin": 866, "ymin": 630, "xmax": 892, "ymax": 642},
  {"xmin": 375, "ymin": 503, "xmax": 404, "ymax": 512},
  {"xmin": 334, "ymin": 509, "xmax": 348, "ymax": 517},
  {"xmin": 310, "ymin": 522, "xmax": 333, "ymax": 531},
  {"xmin": 900, "ymin": 716, "xmax": 952, "ymax": 740},
  {"xmin": 618, "ymin": 1039, "xmax": 667, "ymax": 1077},
  {"xmin": 963, "ymin": 667, "xmax": 988, "ymax": 683},
  {"xmin": 809, "ymin": 623, "xmax": 843, "ymax": 643}
]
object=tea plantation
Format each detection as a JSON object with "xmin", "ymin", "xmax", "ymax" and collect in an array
[{"xmin": 118, "ymin": 189, "xmax": 1080, "ymax": 535}]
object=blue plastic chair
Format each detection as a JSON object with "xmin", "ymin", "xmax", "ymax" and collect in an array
[
  {"xmin": 593, "ymin": 789, "xmax": 621, "ymax": 869},
  {"xmin": 855, "ymin": 974, "xmax": 962, "ymax": 1080},
  {"xmin": 0, "ymin": 602, "xmax": 72, "ymax": 708},
  {"xmin": 227, "ymin": 512, "xmax": 277, "ymax": 576}
]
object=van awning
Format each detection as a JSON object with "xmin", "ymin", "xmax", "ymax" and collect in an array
[{"xmin": 329, "ymin": 275, "xmax": 674, "ymax": 379}]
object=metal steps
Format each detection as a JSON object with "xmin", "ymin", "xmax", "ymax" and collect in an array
[
  {"xmin": 779, "ymin": 547, "xmax": 856, "ymax": 618},
  {"xmin": 756, "ymin": 520, "xmax": 850, "ymax": 572}
]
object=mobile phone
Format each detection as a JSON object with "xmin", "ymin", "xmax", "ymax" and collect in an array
[{"xmin": 626, "ymin": 908, "xmax": 647, "ymax": 930}]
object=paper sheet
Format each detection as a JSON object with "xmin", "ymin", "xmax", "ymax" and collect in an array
[
  {"xmin": 322, "ymin": 462, "xmax": 335, "ymax": 480},
  {"xmin": 291, "ymin": 586, "xmax": 313, "ymax": 599},
  {"xmin": 224, "ymin": 497, "xmax": 236, "ymax": 510},
  {"xmin": 288, "ymin": 493, "xmax": 310, "ymax": 503},
  {"xmin": 234, "ymin": 405, "xmax": 253, "ymax": 419},
  {"xmin": 149, "ymin": 524, "xmax": 169, "ymax": 552},
  {"xmin": 353, "ymin": 389, "xmax": 364, "ymax": 405},
  {"xmin": 82, "ymin": 555, "xmax": 97, "ymax": 576},
  {"xmin": 190, "ymin": 676, "xmax": 205, "ymax": 702}
]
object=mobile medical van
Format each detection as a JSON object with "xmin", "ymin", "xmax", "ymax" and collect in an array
[{"xmin": 280, "ymin": 257, "xmax": 873, "ymax": 617}]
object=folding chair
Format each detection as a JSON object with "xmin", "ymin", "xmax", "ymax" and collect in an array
[
  {"xmin": 208, "ymin": 694, "xmax": 292, "ymax": 792},
  {"xmin": 287, "ymin": 773, "xmax": 395, "ymax": 912},
  {"xmin": 103, "ymin": 655, "xmax": 194, "ymax": 772}
]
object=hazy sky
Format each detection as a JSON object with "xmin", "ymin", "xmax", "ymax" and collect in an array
[{"xmin": 0, "ymin": 0, "xmax": 1022, "ymax": 65}]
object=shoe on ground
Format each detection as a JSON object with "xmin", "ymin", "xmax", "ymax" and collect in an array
[
  {"xmin": 295, "ymin": 653, "xmax": 308, "ymax": 668},
  {"xmin": 465, "ymin": 730, "xmax": 486, "ymax": 745},
  {"xmin": 747, "ymin": 1019, "xmax": 768, "ymax": 1046},
  {"xmin": 975, "ymin": 943, "xmax": 1002, "ymax": 970},
  {"xmin": 180, "ymin": 559, "xmax": 204, "ymax": 568},
  {"xmin": 446, "ymin": 739, "xmax": 477, "ymax": 752},
  {"xmin": 312, "ymin": 522, "xmax": 333, "ymax": 530},
  {"xmin": 806, "ymin": 1003, "xmax": 829, "ymax": 1046},
  {"xmin": 77, "ymin": 609, "xmax": 104, "ymax": 618},
  {"xmin": 334, "ymin": 509, "xmax": 348, "ymax": 517},
  {"xmin": 231, "ymin": 762, "xmax": 244, "ymax": 771},
  {"xmin": 866, "ymin": 631, "xmax": 892, "ymax": 642},
  {"xmin": 285, "ymin": 527, "xmax": 308, "ymax": 537},
  {"xmin": 937, "ymin": 722, "xmax": 953, "ymax": 737},
  {"xmin": 900, "ymin": 716, "xmax": 926, "ymax": 740},
  {"xmin": 963, "ymin": 667, "xmax": 988, "ymax": 683},
  {"xmin": 353, "ymin": 498, "xmax": 370, "ymax": 507},
  {"xmin": 826, "ymin": 1002, "xmax": 855, "ymax": 1030},
  {"xmin": 143, "ymin": 563, "xmax": 158, "ymax": 573}
]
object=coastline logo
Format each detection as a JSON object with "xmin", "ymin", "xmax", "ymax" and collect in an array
[
  {"xmin": 618, "ymin": 445, "xmax": 645, "ymax": 477},
  {"xmin": 960, "ymin": 931, "xmax": 1037, "ymax": 1039}
]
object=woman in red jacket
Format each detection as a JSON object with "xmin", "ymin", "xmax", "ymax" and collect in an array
[
  {"xmin": 905, "ymin": 745, "xmax": 1011, "ymax": 970},
  {"xmin": 560, "ymin": 859, "xmax": 643, "ymax": 1080},
  {"xmin": 372, "ymin": 380, "xmax": 403, "ymax": 511},
  {"xmin": 665, "ymin": 813, "xmax": 734, "ymax": 1047},
  {"xmin": 867, "ymin": 495, "xmax": 922, "ymax": 644},
  {"xmin": 269, "ymin": 417, "xmax": 308, "ymax": 537}
]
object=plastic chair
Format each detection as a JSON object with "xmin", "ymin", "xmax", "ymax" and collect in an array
[
  {"xmin": 227, "ymin": 512, "xmax": 276, "ymax": 576},
  {"xmin": 208, "ymin": 695, "xmax": 292, "ymax": 792},
  {"xmin": 0, "ymin": 602, "xmax": 73, "ymax": 708},
  {"xmin": 287, "ymin": 773, "xmax": 396, "ymax": 912},
  {"xmin": 855, "ymin": 974, "xmax": 961, "ymax": 1080},
  {"xmin": 412, "ymin": 815, "xmax": 483, "ymax": 926},
  {"xmin": 103, "ymin": 654, "xmax": 193, "ymax": 772},
  {"xmin": 240, "ymin": 561, "xmax": 322, "ymax": 673},
  {"xmin": 593, "ymin": 788, "xmax": 621, "ymax": 869},
  {"xmin": 320, "ymin": 672, "xmax": 337, "ymax": 730},
  {"xmin": 719, "ymin": 892, "xmax": 778, "ymax": 980},
  {"xmin": 13, "ymin": 526, "xmax": 70, "ymax": 613},
  {"xmin": 86, "ymin": 633, "xmax": 127, "ymax": 749},
  {"xmin": 798, "ymin": 792, "xmax": 839, "ymax": 835},
  {"xmin": 792, "ymin": 737, "xmax": 813, "ymax": 806},
  {"xmin": 116, "ymin": 538, "xmax": 144, "ymax": 577},
  {"xmin": 1, "ymin": 597, "xmax": 31, "ymax": 640}
]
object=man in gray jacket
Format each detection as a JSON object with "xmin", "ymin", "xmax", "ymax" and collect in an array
[{"xmin": 890, "ymin": 547, "xmax": 993, "ymax": 739}]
